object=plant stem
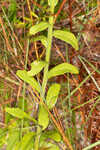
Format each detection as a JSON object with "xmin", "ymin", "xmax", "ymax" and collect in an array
[
  {"xmin": 42, "ymin": 7, "xmax": 54, "ymax": 97},
  {"xmin": 42, "ymin": 3, "xmax": 55, "ymax": 97},
  {"xmin": 20, "ymin": 39, "xmax": 29, "ymax": 139},
  {"xmin": 34, "ymin": 126, "xmax": 41, "ymax": 150},
  {"xmin": 34, "ymin": 5, "xmax": 55, "ymax": 150}
]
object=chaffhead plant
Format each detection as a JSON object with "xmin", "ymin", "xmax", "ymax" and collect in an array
[{"xmin": 5, "ymin": 0, "xmax": 79, "ymax": 150}]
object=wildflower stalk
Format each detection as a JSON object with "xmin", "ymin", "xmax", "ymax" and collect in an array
[
  {"xmin": 34, "ymin": 4, "xmax": 55, "ymax": 150},
  {"xmin": 42, "ymin": 5, "xmax": 54, "ymax": 98}
]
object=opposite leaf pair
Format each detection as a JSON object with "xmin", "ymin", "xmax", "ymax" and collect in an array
[
  {"xmin": 30, "ymin": 22, "xmax": 78, "ymax": 51},
  {"xmin": 16, "ymin": 59, "xmax": 79, "ymax": 94}
]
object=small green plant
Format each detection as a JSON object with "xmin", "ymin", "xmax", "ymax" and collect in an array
[
  {"xmin": 5, "ymin": 0, "xmax": 79, "ymax": 150},
  {"xmin": 8, "ymin": 0, "xmax": 17, "ymax": 22}
]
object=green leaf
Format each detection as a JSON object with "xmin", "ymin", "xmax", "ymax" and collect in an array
[
  {"xmin": 5, "ymin": 107, "xmax": 27, "ymax": 119},
  {"xmin": 83, "ymin": 141, "xmax": 100, "ymax": 150},
  {"xmin": 15, "ymin": 22, "xmax": 26, "ymax": 28},
  {"xmin": 46, "ymin": 84, "xmax": 60, "ymax": 109},
  {"xmin": 23, "ymin": 17, "xmax": 33, "ymax": 23},
  {"xmin": 39, "ymin": 142, "xmax": 60, "ymax": 150},
  {"xmin": 32, "ymin": 36, "xmax": 47, "ymax": 48},
  {"xmin": 0, "ymin": 137, "xmax": 5, "ymax": 148},
  {"xmin": 30, "ymin": 11, "xmax": 38, "ymax": 19},
  {"xmin": 48, "ymin": 63, "xmax": 79, "ymax": 79},
  {"xmin": 38, "ymin": 104, "xmax": 49, "ymax": 130},
  {"xmin": 0, "ymin": 128, "xmax": 7, "ymax": 139},
  {"xmin": 29, "ymin": 22, "xmax": 49, "ymax": 35},
  {"xmin": 53, "ymin": 30, "xmax": 79, "ymax": 50},
  {"xmin": 7, "ymin": 121, "xmax": 20, "ymax": 150},
  {"xmin": 20, "ymin": 132, "xmax": 34, "ymax": 150},
  {"xmin": 0, "ymin": 128, "xmax": 7, "ymax": 148},
  {"xmin": 5, "ymin": 107, "xmax": 37, "ymax": 123},
  {"xmin": 7, "ymin": 130, "xmax": 19, "ymax": 150},
  {"xmin": 8, "ymin": 0, "xmax": 17, "ymax": 22},
  {"xmin": 27, "ymin": 60, "xmax": 47, "ymax": 76},
  {"xmin": 48, "ymin": 0, "xmax": 58, "ymax": 7},
  {"xmin": 16, "ymin": 70, "xmax": 40, "ymax": 93},
  {"xmin": 18, "ymin": 97, "xmax": 27, "ymax": 111},
  {"xmin": 40, "ymin": 130, "xmax": 61, "ymax": 142},
  {"xmin": 15, "ymin": 132, "xmax": 35, "ymax": 150}
]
